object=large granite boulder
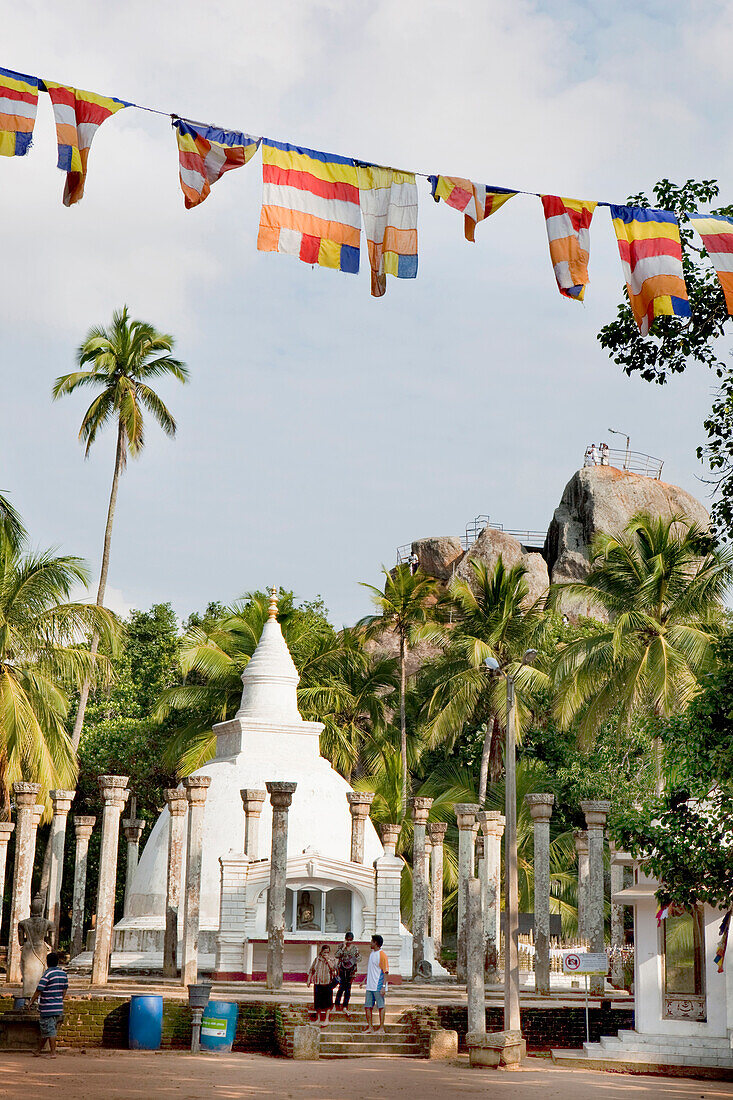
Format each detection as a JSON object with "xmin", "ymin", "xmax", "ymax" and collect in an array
[
  {"xmin": 545, "ymin": 466, "xmax": 709, "ymax": 617},
  {"xmin": 412, "ymin": 536, "xmax": 464, "ymax": 581},
  {"xmin": 455, "ymin": 527, "xmax": 549, "ymax": 606}
]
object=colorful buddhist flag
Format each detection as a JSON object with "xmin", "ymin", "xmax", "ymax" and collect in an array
[
  {"xmin": 173, "ymin": 118, "xmax": 260, "ymax": 209},
  {"xmin": 46, "ymin": 82, "xmax": 130, "ymax": 206},
  {"xmin": 356, "ymin": 166, "xmax": 417, "ymax": 297},
  {"xmin": 0, "ymin": 66, "xmax": 38, "ymax": 157},
  {"xmin": 257, "ymin": 139, "xmax": 360, "ymax": 273},
  {"xmin": 429, "ymin": 175, "xmax": 516, "ymax": 241},
  {"xmin": 540, "ymin": 195, "xmax": 597, "ymax": 301},
  {"xmin": 714, "ymin": 910, "xmax": 731, "ymax": 973},
  {"xmin": 610, "ymin": 206, "xmax": 691, "ymax": 335},
  {"xmin": 690, "ymin": 214, "xmax": 733, "ymax": 314}
]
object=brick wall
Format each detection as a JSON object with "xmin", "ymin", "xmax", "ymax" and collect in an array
[{"xmin": 437, "ymin": 1004, "xmax": 634, "ymax": 1050}]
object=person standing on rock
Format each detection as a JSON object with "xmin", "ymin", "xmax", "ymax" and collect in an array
[
  {"xmin": 584, "ymin": 445, "xmax": 594, "ymax": 467},
  {"xmin": 334, "ymin": 931, "xmax": 360, "ymax": 1014},
  {"xmin": 600, "ymin": 442, "xmax": 610, "ymax": 466},
  {"xmin": 409, "ymin": 551, "xmax": 419, "ymax": 575},
  {"xmin": 363, "ymin": 933, "xmax": 389, "ymax": 1035},
  {"xmin": 307, "ymin": 943, "xmax": 337, "ymax": 1027}
]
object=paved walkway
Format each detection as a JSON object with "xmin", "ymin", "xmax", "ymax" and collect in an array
[{"xmin": 0, "ymin": 1051, "xmax": 729, "ymax": 1099}]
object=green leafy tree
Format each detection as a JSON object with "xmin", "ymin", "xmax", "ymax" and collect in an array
[
  {"xmin": 358, "ymin": 565, "xmax": 444, "ymax": 816},
  {"xmin": 0, "ymin": 529, "xmax": 116, "ymax": 811},
  {"xmin": 53, "ymin": 306, "xmax": 188, "ymax": 750},
  {"xmin": 551, "ymin": 512, "xmax": 733, "ymax": 787},
  {"xmin": 0, "ymin": 491, "xmax": 25, "ymax": 555},
  {"xmin": 423, "ymin": 559, "xmax": 550, "ymax": 804},
  {"xmin": 598, "ymin": 178, "xmax": 733, "ymax": 534}
]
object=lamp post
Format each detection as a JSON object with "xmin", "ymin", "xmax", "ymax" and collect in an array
[
  {"xmin": 485, "ymin": 648, "xmax": 537, "ymax": 1034},
  {"xmin": 608, "ymin": 427, "xmax": 630, "ymax": 469}
]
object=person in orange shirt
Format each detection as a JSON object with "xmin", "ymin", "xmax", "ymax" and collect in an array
[{"xmin": 363, "ymin": 934, "xmax": 389, "ymax": 1034}]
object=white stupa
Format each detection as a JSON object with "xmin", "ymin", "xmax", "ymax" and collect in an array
[{"xmin": 108, "ymin": 589, "xmax": 392, "ymax": 976}]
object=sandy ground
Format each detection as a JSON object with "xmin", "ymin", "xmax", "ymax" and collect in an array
[{"xmin": 0, "ymin": 1052, "xmax": 732, "ymax": 1100}]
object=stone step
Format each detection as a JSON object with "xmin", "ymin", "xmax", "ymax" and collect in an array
[
  {"xmin": 614, "ymin": 1029, "xmax": 731, "ymax": 1051},
  {"xmin": 320, "ymin": 1041, "xmax": 422, "ymax": 1058},
  {"xmin": 580, "ymin": 1043, "xmax": 732, "ymax": 1067}
]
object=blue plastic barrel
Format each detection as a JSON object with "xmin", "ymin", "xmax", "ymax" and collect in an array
[
  {"xmin": 200, "ymin": 1000, "xmax": 239, "ymax": 1053},
  {"xmin": 128, "ymin": 994, "xmax": 163, "ymax": 1050}
]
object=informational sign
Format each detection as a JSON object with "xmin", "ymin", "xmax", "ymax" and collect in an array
[
  {"xmin": 562, "ymin": 951, "xmax": 609, "ymax": 975},
  {"xmin": 201, "ymin": 1015, "xmax": 228, "ymax": 1037}
]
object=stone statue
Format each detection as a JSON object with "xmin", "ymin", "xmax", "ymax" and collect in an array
[
  {"xmin": 18, "ymin": 894, "xmax": 54, "ymax": 999},
  {"xmin": 325, "ymin": 907, "xmax": 337, "ymax": 932},
  {"xmin": 297, "ymin": 890, "xmax": 318, "ymax": 931}
]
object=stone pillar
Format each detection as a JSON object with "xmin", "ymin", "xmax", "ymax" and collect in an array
[
  {"xmin": 181, "ymin": 776, "xmax": 211, "ymax": 987},
  {"xmin": 466, "ymin": 877, "xmax": 486, "ymax": 1037},
  {"xmin": 91, "ymin": 776, "xmax": 129, "ymax": 986},
  {"xmin": 574, "ymin": 829, "xmax": 589, "ymax": 943},
  {"xmin": 454, "ymin": 803, "xmax": 479, "ymax": 983},
  {"xmin": 477, "ymin": 811, "xmax": 504, "ymax": 981},
  {"xmin": 7, "ymin": 782, "xmax": 41, "ymax": 984},
  {"xmin": 346, "ymin": 792, "xmax": 375, "ymax": 864},
  {"xmin": 428, "ymin": 822, "xmax": 447, "ymax": 958},
  {"xmin": 240, "ymin": 789, "xmax": 266, "ymax": 859},
  {"xmin": 121, "ymin": 816, "xmax": 145, "ymax": 915},
  {"xmin": 22, "ymin": 803, "xmax": 44, "ymax": 918},
  {"xmin": 609, "ymin": 844, "xmax": 625, "ymax": 988},
  {"xmin": 46, "ymin": 790, "xmax": 75, "ymax": 947},
  {"xmin": 163, "ymin": 788, "xmax": 187, "ymax": 978},
  {"xmin": 410, "ymin": 796, "xmax": 433, "ymax": 976},
  {"xmin": 580, "ymin": 800, "xmax": 611, "ymax": 996},
  {"xmin": 70, "ymin": 816, "xmax": 95, "ymax": 958},
  {"xmin": 525, "ymin": 793, "xmax": 554, "ymax": 996},
  {"xmin": 266, "ymin": 781, "xmax": 297, "ymax": 990},
  {"xmin": 0, "ymin": 821, "xmax": 15, "ymax": 946},
  {"xmin": 375, "ymin": 824, "xmax": 403, "ymax": 977}
]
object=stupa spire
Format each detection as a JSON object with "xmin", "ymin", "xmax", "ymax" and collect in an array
[
  {"xmin": 235, "ymin": 584, "xmax": 302, "ymax": 724},
  {"xmin": 268, "ymin": 586, "xmax": 278, "ymax": 621}
]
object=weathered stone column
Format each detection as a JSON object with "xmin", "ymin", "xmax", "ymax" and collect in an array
[
  {"xmin": 466, "ymin": 877, "xmax": 486, "ymax": 1037},
  {"xmin": 7, "ymin": 782, "xmax": 41, "ymax": 984},
  {"xmin": 525, "ymin": 793, "xmax": 554, "ymax": 996},
  {"xmin": 121, "ymin": 816, "xmax": 145, "ymax": 915},
  {"xmin": 70, "ymin": 816, "xmax": 95, "ymax": 958},
  {"xmin": 22, "ymin": 803, "xmax": 44, "ymax": 918},
  {"xmin": 580, "ymin": 800, "xmax": 611, "ymax": 996},
  {"xmin": 477, "ymin": 811, "xmax": 504, "ymax": 981},
  {"xmin": 410, "ymin": 796, "xmax": 433, "ymax": 976},
  {"xmin": 609, "ymin": 843, "xmax": 625, "ymax": 988},
  {"xmin": 454, "ymin": 803, "xmax": 479, "ymax": 983},
  {"xmin": 346, "ymin": 792, "xmax": 375, "ymax": 864},
  {"xmin": 266, "ymin": 781, "xmax": 297, "ymax": 990},
  {"xmin": 46, "ymin": 790, "xmax": 75, "ymax": 947},
  {"xmin": 163, "ymin": 788, "xmax": 187, "ymax": 978},
  {"xmin": 240, "ymin": 789, "xmax": 266, "ymax": 859},
  {"xmin": 574, "ymin": 829, "xmax": 589, "ymax": 943},
  {"xmin": 181, "ymin": 776, "xmax": 211, "ymax": 987},
  {"xmin": 428, "ymin": 822, "xmax": 447, "ymax": 958},
  {"xmin": 0, "ymin": 821, "xmax": 15, "ymax": 947},
  {"xmin": 91, "ymin": 776, "xmax": 129, "ymax": 986}
]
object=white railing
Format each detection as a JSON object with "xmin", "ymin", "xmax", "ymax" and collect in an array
[{"xmin": 585, "ymin": 447, "xmax": 664, "ymax": 479}]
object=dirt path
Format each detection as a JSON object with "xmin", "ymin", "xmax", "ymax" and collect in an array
[{"xmin": 0, "ymin": 1051, "xmax": 731, "ymax": 1100}]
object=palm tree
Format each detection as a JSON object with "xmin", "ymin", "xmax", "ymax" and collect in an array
[
  {"xmin": 358, "ymin": 564, "xmax": 444, "ymax": 816},
  {"xmin": 0, "ymin": 530, "xmax": 116, "ymax": 811},
  {"xmin": 424, "ymin": 558, "xmax": 550, "ymax": 803},
  {"xmin": 53, "ymin": 306, "xmax": 188, "ymax": 749},
  {"xmin": 550, "ymin": 512, "xmax": 733, "ymax": 788},
  {"xmin": 0, "ymin": 491, "xmax": 25, "ymax": 555}
]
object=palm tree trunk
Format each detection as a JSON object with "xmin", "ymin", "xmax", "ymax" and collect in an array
[
  {"xmin": 399, "ymin": 633, "xmax": 407, "ymax": 818},
  {"xmin": 478, "ymin": 722, "xmax": 492, "ymax": 806},
  {"xmin": 69, "ymin": 419, "xmax": 125, "ymax": 752}
]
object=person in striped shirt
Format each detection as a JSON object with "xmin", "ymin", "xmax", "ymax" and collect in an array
[{"xmin": 29, "ymin": 952, "xmax": 68, "ymax": 1057}]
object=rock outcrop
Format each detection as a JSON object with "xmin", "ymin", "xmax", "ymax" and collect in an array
[
  {"xmin": 545, "ymin": 466, "xmax": 709, "ymax": 617},
  {"xmin": 455, "ymin": 527, "xmax": 549, "ymax": 606},
  {"xmin": 412, "ymin": 536, "xmax": 464, "ymax": 581}
]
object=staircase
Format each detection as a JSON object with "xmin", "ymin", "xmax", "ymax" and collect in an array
[
  {"xmin": 318, "ymin": 1009, "xmax": 423, "ymax": 1059},
  {"xmin": 552, "ymin": 1029, "xmax": 733, "ymax": 1078}
]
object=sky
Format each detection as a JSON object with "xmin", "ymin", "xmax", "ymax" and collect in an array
[{"xmin": 1, "ymin": 0, "xmax": 732, "ymax": 626}]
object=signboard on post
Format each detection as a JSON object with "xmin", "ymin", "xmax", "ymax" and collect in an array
[{"xmin": 562, "ymin": 951, "xmax": 609, "ymax": 975}]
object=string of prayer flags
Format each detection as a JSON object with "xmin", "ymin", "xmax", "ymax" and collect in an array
[
  {"xmin": 356, "ymin": 165, "xmax": 418, "ymax": 296},
  {"xmin": 46, "ymin": 82, "xmax": 130, "ymax": 206},
  {"xmin": 0, "ymin": 66, "xmax": 38, "ymax": 157},
  {"xmin": 429, "ymin": 175, "xmax": 516, "ymax": 241},
  {"xmin": 609, "ymin": 205, "xmax": 691, "ymax": 335},
  {"xmin": 257, "ymin": 139, "xmax": 361, "ymax": 273},
  {"xmin": 173, "ymin": 118, "xmax": 260, "ymax": 209},
  {"xmin": 690, "ymin": 214, "xmax": 733, "ymax": 314},
  {"xmin": 715, "ymin": 910, "xmax": 731, "ymax": 973},
  {"xmin": 540, "ymin": 195, "xmax": 597, "ymax": 301}
]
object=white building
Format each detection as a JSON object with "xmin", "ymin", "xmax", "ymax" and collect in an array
[
  {"xmin": 554, "ymin": 849, "xmax": 733, "ymax": 1075},
  {"xmin": 76, "ymin": 597, "xmax": 443, "ymax": 981}
]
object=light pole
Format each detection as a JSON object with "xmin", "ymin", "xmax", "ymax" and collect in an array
[
  {"xmin": 485, "ymin": 648, "xmax": 537, "ymax": 1034},
  {"xmin": 608, "ymin": 427, "xmax": 630, "ymax": 470}
]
